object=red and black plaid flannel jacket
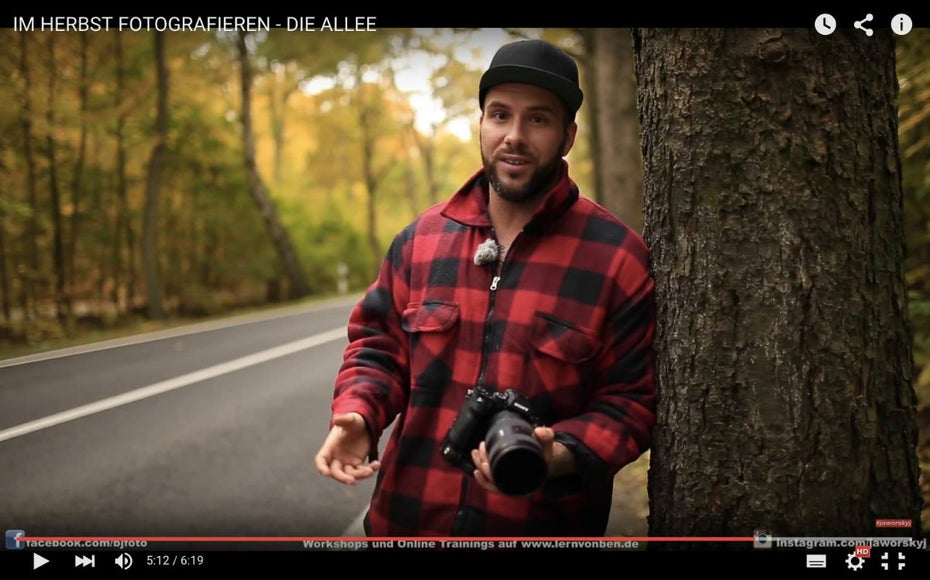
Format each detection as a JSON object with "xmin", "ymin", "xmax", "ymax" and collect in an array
[{"xmin": 332, "ymin": 161, "xmax": 656, "ymax": 536}]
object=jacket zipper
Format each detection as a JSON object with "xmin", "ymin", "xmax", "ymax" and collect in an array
[
  {"xmin": 476, "ymin": 231, "xmax": 519, "ymax": 391},
  {"xmin": 452, "ymin": 231, "xmax": 520, "ymax": 535}
]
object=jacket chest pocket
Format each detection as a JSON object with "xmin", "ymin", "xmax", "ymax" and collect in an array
[
  {"xmin": 525, "ymin": 312, "xmax": 600, "ymax": 419},
  {"xmin": 402, "ymin": 301, "xmax": 460, "ymax": 394}
]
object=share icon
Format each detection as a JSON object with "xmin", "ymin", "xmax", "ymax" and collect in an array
[{"xmin": 854, "ymin": 14, "xmax": 874, "ymax": 37}]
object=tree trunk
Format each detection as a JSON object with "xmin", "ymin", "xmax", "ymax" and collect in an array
[
  {"xmin": 93, "ymin": 133, "xmax": 107, "ymax": 309},
  {"xmin": 18, "ymin": 32, "xmax": 39, "ymax": 320},
  {"xmin": 268, "ymin": 83, "xmax": 296, "ymax": 186},
  {"xmin": 45, "ymin": 35, "xmax": 68, "ymax": 323},
  {"xmin": 112, "ymin": 33, "xmax": 127, "ymax": 309},
  {"xmin": 582, "ymin": 28, "xmax": 643, "ymax": 232},
  {"xmin": 362, "ymin": 112, "xmax": 380, "ymax": 272},
  {"xmin": 143, "ymin": 31, "xmax": 167, "ymax": 320},
  {"xmin": 411, "ymin": 124, "xmax": 438, "ymax": 207},
  {"xmin": 635, "ymin": 29, "xmax": 921, "ymax": 539},
  {"xmin": 68, "ymin": 32, "xmax": 89, "ymax": 315},
  {"xmin": 111, "ymin": 34, "xmax": 137, "ymax": 311},
  {"xmin": 406, "ymin": 156, "xmax": 418, "ymax": 219},
  {"xmin": 356, "ymin": 80, "xmax": 386, "ymax": 275},
  {"xmin": 236, "ymin": 33, "xmax": 310, "ymax": 300},
  {"xmin": 0, "ymin": 199, "xmax": 10, "ymax": 323}
]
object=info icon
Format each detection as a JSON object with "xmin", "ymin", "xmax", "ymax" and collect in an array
[{"xmin": 753, "ymin": 529, "xmax": 773, "ymax": 549}]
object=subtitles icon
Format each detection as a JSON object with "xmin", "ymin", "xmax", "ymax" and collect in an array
[
  {"xmin": 806, "ymin": 554, "xmax": 827, "ymax": 568},
  {"xmin": 5, "ymin": 530, "xmax": 24, "ymax": 550}
]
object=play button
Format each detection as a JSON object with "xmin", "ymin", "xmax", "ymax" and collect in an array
[{"xmin": 33, "ymin": 553, "xmax": 49, "ymax": 570}]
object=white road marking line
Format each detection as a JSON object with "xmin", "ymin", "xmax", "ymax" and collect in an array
[
  {"xmin": 0, "ymin": 327, "xmax": 346, "ymax": 443},
  {"xmin": 341, "ymin": 508, "xmax": 368, "ymax": 537},
  {"xmin": 0, "ymin": 295, "xmax": 359, "ymax": 369}
]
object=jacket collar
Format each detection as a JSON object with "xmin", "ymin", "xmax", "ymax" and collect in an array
[{"xmin": 440, "ymin": 160, "xmax": 579, "ymax": 232}]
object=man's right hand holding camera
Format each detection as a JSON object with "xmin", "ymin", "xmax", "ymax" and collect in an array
[
  {"xmin": 470, "ymin": 426, "xmax": 577, "ymax": 494},
  {"xmin": 315, "ymin": 412, "xmax": 380, "ymax": 485}
]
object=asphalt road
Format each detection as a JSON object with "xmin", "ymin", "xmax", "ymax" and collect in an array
[{"xmin": 0, "ymin": 296, "xmax": 382, "ymax": 538}]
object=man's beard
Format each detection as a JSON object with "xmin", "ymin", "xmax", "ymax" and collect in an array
[{"xmin": 481, "ymin": 136, "xmax": 566, "ymax": 203}]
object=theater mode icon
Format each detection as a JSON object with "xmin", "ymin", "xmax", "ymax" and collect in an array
[{"xmin": 5, "ymin": 529, "xmax": 25, "ymax": 550}]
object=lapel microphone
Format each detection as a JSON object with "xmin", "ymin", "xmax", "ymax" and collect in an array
[{"xmin": 473, "ymin": 238, "xmax": 500, "ymax": 266}]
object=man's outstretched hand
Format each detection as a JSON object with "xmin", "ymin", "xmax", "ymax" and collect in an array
[{"xmin": 315, "ymin": 412, "xmax": 380, "ymax": 485}]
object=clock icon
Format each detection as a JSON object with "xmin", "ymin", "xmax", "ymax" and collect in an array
[{"xmin": 815, "ymin": 13, "xmax": 837, "ymax": 36}]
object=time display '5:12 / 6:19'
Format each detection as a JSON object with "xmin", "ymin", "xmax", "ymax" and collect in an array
[{"xmin": 146, "ymin": 554, "xmax": 206, "ymax": 567}]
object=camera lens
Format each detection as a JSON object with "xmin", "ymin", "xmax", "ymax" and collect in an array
[{"xmin": 485, "ymin": 411, "xmax": 547, "ymax": 496}]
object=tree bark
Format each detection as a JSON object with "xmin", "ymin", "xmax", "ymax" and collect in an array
[
  {"xmin": 635, "ymin": 29, "xmax": 921, "ymax": 538},
  {"xmin": 236, "ymin": 33, "xmax": 310, "ymax": 299},
  {"xmin": 143, "ymin": 31, "xmax": 167, "ymax": 320},
  {"xmin": 581, "ymin": 28, "xmax": 643, "ymax": 232}
]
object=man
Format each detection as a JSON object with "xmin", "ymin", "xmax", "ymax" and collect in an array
[{"xmin": 315, "ymin": 38, "xmax": 656, "ymax": 536}]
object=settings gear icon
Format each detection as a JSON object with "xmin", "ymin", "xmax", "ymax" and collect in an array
[{"xmin": 846, "ymin": 553, "xmax": 865, "ymax": 571}]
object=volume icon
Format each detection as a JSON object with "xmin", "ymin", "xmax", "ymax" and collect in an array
[{"xmin": 115, "ymin": 552, "xmax": 133, "ymax": 570}]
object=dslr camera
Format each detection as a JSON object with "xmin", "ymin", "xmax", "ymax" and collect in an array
[{"xmin": 439, "ymin": 386, "xmax": 547, "ymax": 496}]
